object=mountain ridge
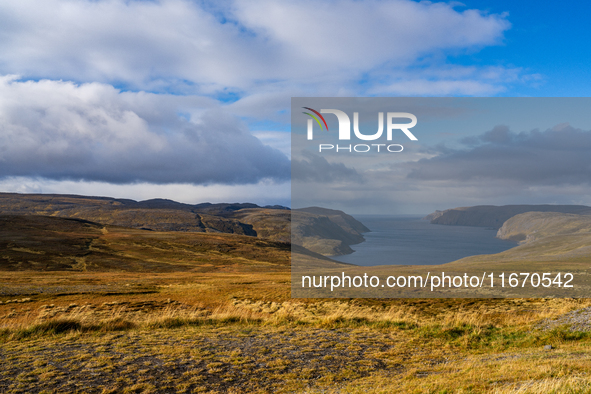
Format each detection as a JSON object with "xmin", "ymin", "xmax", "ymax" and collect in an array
[{"xmin": 0, "ymin": 192, "xmax": 368, "ymax": 256}]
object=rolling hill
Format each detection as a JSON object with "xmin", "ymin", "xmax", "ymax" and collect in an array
[
  {"xmin": 439, "ymin": 211, "xmax": 591, "ymax": 270},
  {"xmin": 0, "ymin": 213, "xmax": 344, "ymax": 273},
  {"xmin": 0, "ymin": 192, "xmax": 369, "ymax": 274}
]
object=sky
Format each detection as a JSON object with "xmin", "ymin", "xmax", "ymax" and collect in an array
[
  {"xmin": 0, "ymin": 0, "xmax": 590, "ymax": 209},
  {"xmin": 291, "ymin": 97, "xmax": 591, "ymax": 214}
]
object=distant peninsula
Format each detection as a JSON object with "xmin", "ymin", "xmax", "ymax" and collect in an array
[{"xmin": 424, "ymin": 204, "xmax": 591, "ymax": 229}]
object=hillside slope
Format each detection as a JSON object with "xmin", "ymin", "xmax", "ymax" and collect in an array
[
  {"xmin": 0, "ymin": 193, "xmax": 261, "ymax": 235},
  {"xmin": 0, "ymin": 193, "xmax": 369, "ymax": 256},
  {"xmin": 497, "ymin": 212, "xmax": 591, "ymax": 244},
  {"xmin": 290, "ymin": 210, "xmax": 367, "ymax": 256},
  {"xmin": 232, "ymin": 207, "xmax": 370, "ymax": 256},
  {"xmin": 448, "ymin": 212, "xmax": 591, "ymax": 265},
  {"xmin": 0, "ymin": 214, "xmax": 300, "ymax": 272}
]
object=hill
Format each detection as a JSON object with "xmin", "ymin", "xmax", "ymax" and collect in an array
[
  {"xmin": 0, "ymin": 192, "xmax": 369, "ymax": 257},
  {"xmin": 232, "ymin": 206, "xmax": 370, "ymax": 255},
  {"xmin": 425, "ymin": 204, "xmax": 591, "ymax": 229},
  {"xmin": 444, "ymin": 211, "xmax": 591, "ymax": 267},
  {"xmin": 290, "ymin": 207, "xmax": 370, "ymax": 256},
  {"xmin": 497, "ymin": 211, "xmax": 591, "ymax": 244},
  {"xmin": 0, "ymin": 214, "xmax": 344, "ymax": 272},
  {"xmin": 0, "ymin": 193, "xmax": 283, "ymax": 235}
]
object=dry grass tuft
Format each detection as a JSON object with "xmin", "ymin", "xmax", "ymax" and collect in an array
[{"xmin": 492, "ymin": 376, "xmax": 591, "ymax": 394}]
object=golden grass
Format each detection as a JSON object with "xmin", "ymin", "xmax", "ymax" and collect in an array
[
  {"xmin": 1, "ymin": 269, "xmax": 591, "ymax": 393},
  {"xmin": 2, "ymin": 269, "xmax": 587, "ymax": 332},
  {"xmin": 2, "ymin": 216, "xmax": 591, "ymax": 392}
]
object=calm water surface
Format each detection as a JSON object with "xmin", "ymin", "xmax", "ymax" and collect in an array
[{"xmin": 331, "ymin": 215, "xmax": 516, "ymax": 267}]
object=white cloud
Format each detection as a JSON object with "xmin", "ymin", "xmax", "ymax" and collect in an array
[
  {"xmin": 0, "ymin": 76, "xmax": 290, "ymax": 184},
  {"xmin": 372, "ymin": 79, "xmax": 501, "ymax": 96},
  {"xmin": 0, "ymin": 0, "xmax": 534, "ymax": 204},
  {"xmin": 0, "ymin": 0, "xmax": 512, "ymax": 95},
  {"xmin": 368, "ymin": 65, "xmax": 523, "ymax": 96},
  {"xmin": 234, "ymin": 0, "xmax": 508, "ymax": 67}
]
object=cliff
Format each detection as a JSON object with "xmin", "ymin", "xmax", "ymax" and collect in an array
[
  {"xmin": 234, "ymin": 207, "xmax": 370, "ymax": 255},
  {"xmin": 290, "ymin": 208, "xmax": 369, "ymax": 256}
]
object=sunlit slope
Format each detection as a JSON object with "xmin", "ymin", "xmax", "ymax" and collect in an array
[
  {"xmin": 230, "ymin": 208, "xmax": 291, "ymax": 243},
  {"xmin": 0, "ymin": 214, "xmax": 346, "ymax": 273},
  {"xmin": 451, "ymin": 212, "xmax": 591, "ymax": 264},
  {"xmin": 0, "ymin": 193, "xmax": 368, "ymax": 257},
  {"xmin": 0, "ymin": 215, "xmax": 283, "ymax": 272}
]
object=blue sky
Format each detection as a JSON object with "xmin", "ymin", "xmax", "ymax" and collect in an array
[
  {"xmin": 0, "ymin": 0, "xmax": 589, "ymax": 208},
  {"xmin": 452, "ymin": 0, "xmax": 591, "ymax": 97}
]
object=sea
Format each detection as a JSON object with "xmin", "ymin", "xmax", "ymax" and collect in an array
[{"xmin": 330, "ymin": 215, "xmax": 517, "ymax": 267}]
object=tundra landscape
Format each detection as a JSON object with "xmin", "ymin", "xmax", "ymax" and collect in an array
[
  {"xmin": 1, "ymin": 193, "xmax": 591, "ymax": 393},
  {"xmin": 1, "ymin": 0, "xmax": 591, "ymax": 392}
]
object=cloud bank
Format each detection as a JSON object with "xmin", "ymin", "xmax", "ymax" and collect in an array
[
  {"xmin": 0, "ymin": 0, "xmax": 534, "ymax": 205},
  {"xmin": 408, "ymin": 124, "xmax": 591, "ymax": 186},
  {"xmin": 292, "ymin": 151, "xmax": 362, "ymax": 183},
  {"xmin": 0, "ymin": 76, "xmax": 290, "ymax": 184}
]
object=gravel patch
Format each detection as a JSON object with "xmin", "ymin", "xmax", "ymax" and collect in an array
[{"xmin": 537, "ymin": 307, "xmax": 591, "ymax": 332}]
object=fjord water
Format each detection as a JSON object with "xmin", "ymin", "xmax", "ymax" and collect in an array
[{"xmin": 331, "ymin": 215, "xmax": 516, "ymax": 267}]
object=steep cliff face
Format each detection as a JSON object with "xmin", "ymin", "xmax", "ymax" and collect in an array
[
  {"xmin": 232, "ymin": 207, "xmax": 369, "ymax": 256},
  {"xmin": 290, "ymin": 210, "xmax": 368, "ymax": 256},
  {"xmin": 422, "ymin": 210, "xmax": 445, "ymax": 221},
  {"xmin": 425, "ymin": 205, "xmax": 591, "ymax": 229}
]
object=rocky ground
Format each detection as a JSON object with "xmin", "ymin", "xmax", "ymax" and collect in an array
[
  {"xmin": 537, "ymin": 306, "xmax": 591, "ymax": 332},
  {"xmin": 0, "ymin": 326, "xmax": 407, "ymax": 393}
]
